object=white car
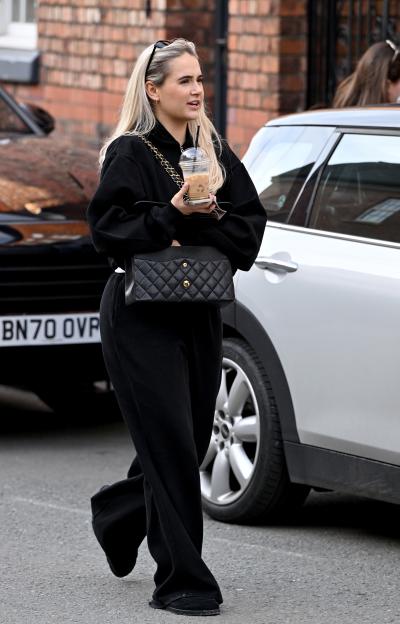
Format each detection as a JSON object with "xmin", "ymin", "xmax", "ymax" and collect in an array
[{"xmin": 200, "ymin": 107, "xmax": 400, "ymax": 523}]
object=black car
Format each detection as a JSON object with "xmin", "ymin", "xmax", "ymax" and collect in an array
[{"xmin": 0, "ymin": 85, "xmax": 111, "ymax": 413}]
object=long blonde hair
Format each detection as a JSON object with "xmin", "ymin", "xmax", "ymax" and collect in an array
[{"xmin": 99, "ymin": 39, "xmax": 225, "ymax": 193}]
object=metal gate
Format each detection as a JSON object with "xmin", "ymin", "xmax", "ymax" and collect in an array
[{"xmin": 307, "ymin": 0, "xmax": 400, "ymax": 107}]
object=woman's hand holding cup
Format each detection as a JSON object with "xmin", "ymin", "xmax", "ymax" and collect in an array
[{"xmin": 171, "ymin": 183, "xmax": 216, "ymax": 215}]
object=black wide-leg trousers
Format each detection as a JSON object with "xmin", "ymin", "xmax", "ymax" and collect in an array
[{"xmin": 91, "ymin": 273, "xmax": 223, "ymax": 605}]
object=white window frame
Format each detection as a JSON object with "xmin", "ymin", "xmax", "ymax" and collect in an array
[{"xmin": 0, "ymin": 0, "xmax": 37, "ymax": 50}]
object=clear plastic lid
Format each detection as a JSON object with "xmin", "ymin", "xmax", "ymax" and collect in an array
[{"xmin": 179, "ymin": 147, "xmax": 209, "ymax": 165}]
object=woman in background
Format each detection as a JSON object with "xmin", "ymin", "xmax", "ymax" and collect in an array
[{"xmin": 332, "ymin": 39, "xmax": 400, "ymax": 106}]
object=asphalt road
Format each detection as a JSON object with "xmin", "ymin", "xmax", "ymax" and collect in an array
[{"xmin": 1, "ymin": 385, "xmax": 399, "ymax": 624}]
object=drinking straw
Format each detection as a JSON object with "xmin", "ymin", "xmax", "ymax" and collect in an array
[{"xmin": 192, "ymin": 125, "xmax": 200, "ymax": 172}]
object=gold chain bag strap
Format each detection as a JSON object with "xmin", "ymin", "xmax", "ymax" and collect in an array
[
  {"xmin": 140, "ymin": 135, "xmax": 185, "ymax": 188},
  {"xmin": 139, "ymin": 135, "xmax": 226, "ymax": 220},
  {"xmin": 123, "ymin": 136, "xmax": 234, "ymax": 306}
]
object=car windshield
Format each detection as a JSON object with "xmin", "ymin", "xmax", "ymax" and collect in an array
[
  {"xmin": 243, "ymin": 125, "xmax": 333, "ymax": 222},
  {"xmin": 0, "ymin": 94, "xmax": 31, "ymax": 138}
]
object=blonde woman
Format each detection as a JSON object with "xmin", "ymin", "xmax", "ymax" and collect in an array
[{"xmin": 88, "ymin": 38, "xmax": 266, "ymax": 617}]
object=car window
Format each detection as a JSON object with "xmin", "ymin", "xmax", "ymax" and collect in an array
[
  {"xmin": 0, "ymin": 97, "xmax": 30, "ymax": 136},
  {"xmin": 310, "ymin": 133, "xmax": 400, "ymax": 244},
  {"xmin": 243, "ymin": 125, "xmax": 333, "ymax": 222}
]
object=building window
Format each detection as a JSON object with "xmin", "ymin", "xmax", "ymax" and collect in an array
[{"xmin": 0, "ymin": 0, "xmax": 38, "ymax": 50}]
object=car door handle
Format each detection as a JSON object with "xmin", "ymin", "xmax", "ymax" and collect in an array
[{"xmin": 255, "ymin": 257, "xmax": 298, "ymax": 273}]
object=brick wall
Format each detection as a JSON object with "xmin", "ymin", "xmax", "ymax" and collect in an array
[
  {"xmin": 4, "ymin": 0, "xmax": 308, "ymax": 156},
  {"xmin": 30, "ymin": 0, "xmax": 167, "ymax": 148},
  {"xmin": 5, "ymin": 0, "xmax": 216, "ymax": 149},
  {"xmin": 227, "ymin": 0, "xmax": 308, "ymax": 156}
]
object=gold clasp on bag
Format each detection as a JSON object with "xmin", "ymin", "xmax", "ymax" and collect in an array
[{"xmin": 182, "ymin": 279, "xmax": 191, "ymax": 288}]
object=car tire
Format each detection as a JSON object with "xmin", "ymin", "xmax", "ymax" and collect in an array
[{"xmin": 200, "ymin": 337, "xmax": 309, "ymax": 524}]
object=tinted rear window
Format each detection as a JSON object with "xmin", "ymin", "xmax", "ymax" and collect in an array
[
  {"xmin": 0, "ymin": 96, "xmax": 31, "ymax": 137},
  {"xmin": 310, "ymin": 133, "xmax": 400, "ymax": 244}
]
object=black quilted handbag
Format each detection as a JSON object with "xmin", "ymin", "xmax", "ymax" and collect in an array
[{"xmin": 124, "ymin": 246, "xmax": 234, "ymax": 306}]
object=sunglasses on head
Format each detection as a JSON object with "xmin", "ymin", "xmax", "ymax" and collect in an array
[
  {"xmin": 386, "ymin": 39, "xmax": 400, "ymax": 64},
  {"xmin": 144, "ymin": 40, "xmax": 171, "ymax": 79}
]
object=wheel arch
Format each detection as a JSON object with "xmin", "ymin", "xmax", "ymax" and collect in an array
[{"xmin": 222, "ymin": 301, "xmax": 300, "ymax": 445}]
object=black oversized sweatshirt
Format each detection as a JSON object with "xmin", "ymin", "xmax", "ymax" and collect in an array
[{"xmin": 87, "ymin": 122, "xmax": 267, "ymax": 274}]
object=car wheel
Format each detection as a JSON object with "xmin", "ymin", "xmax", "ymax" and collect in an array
[{"xmin": 200, "ymin": 337, "xmax": 309, "ymax": 524}]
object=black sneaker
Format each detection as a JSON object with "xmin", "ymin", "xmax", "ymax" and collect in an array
[{"xmin": 149, "ymin": 596, "xmax": 220, "ymax": 616}]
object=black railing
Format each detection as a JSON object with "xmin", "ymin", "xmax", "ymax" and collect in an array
[
  {"xmin": 307, "ymin": 0, "xmax": 400, "ymax": 107},
  {"xmin": 214, "ymin": 0, "xmax": 229, "ymax": 137}
]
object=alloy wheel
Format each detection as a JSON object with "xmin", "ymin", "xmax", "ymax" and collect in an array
[{"xmin": 200, "ymin": 357, "xmax": 260, "ymax": 505}]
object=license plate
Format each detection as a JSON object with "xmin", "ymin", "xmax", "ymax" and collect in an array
[{"xmin": 0, "ymin": 313, "xmax": 101, "ymax": 347}]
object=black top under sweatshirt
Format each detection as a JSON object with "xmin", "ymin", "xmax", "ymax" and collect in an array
[{"xmin": 87, "ymin": 121, "xmax": 267, "ymax": 274}]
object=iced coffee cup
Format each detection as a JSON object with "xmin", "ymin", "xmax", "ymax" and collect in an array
[{"xmin": 179, "ymin": 147, "xmax": 210, "ymax": 205}]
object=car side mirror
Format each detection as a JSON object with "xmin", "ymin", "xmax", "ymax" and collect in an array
[{"xmin": 19, "ymin": 102, "xmax": 55, "ymax": 135}]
